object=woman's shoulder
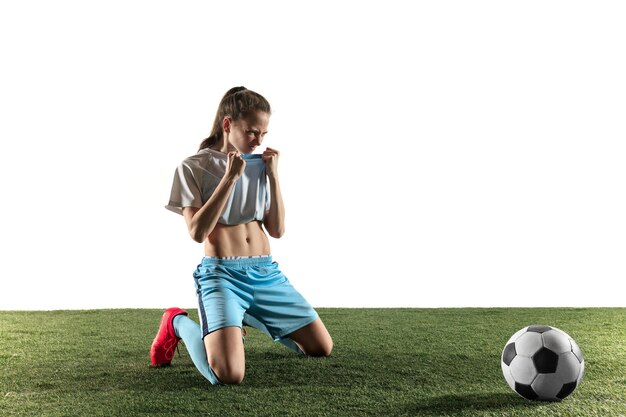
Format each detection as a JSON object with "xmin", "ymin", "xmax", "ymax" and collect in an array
[
  {"xmin": 180, "ymin": 148, "xmax": 223, "ymax": 168},
  {"xmin": 177, "ymin": 148, "xmax": 228, "ymax": 184}
]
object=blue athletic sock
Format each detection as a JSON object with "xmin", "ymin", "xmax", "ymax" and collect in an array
[
  {"xmin": 243, "ymin": 313, "xmax": 305, "ymax": 355},
  {"xmin": 172, "ymin": 315, "xmax": 221, "ymax": 385}
]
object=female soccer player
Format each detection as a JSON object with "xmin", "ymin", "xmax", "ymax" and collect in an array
[{"xmin": 150, "ymin": 86, "xmax": 333, "ymax": 385}]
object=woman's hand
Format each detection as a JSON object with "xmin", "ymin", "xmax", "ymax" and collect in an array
[
  {"xmin": 225, "ymin": 151, "xmax": 246, "ymax": 181},
  {"xmin": 262, "ymin": 147, "xmax": 280, "ymax": 178},
  {"xmin": 262, "ymin": 146, "xmax": 285, "ymax": 238}
]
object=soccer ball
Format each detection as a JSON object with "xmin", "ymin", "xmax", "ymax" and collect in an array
[{"xmin": 501, "ymin": 325, "xmax": 584, "ymax": 401}]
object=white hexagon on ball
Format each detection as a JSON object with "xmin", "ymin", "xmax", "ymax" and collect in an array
[
  {"xmin": 542, "ymin": 329, "xmax": 573, "ymax": 354},
  {"xmin": 557, "ymin": 352, "xmax": 583, "ymax": 384},
  {"xmin": 515, "ymin": 331, "xmax": 543, "ymax": 357},
  {"xmin": 531, "ymin": 372, "xmax": 563, "ymax": 400},
  {"xmin": 509, "ymin": 355, "xmax": 537, "ymax": 385}
]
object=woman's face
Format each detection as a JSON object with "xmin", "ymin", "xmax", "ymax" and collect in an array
[{"xmin": 225, "ymin": 111, "xmax": 270, "ymax": 154}]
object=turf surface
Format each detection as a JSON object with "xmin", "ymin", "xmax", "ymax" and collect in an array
[{"xmin": 1, "ymin": 308, "xmax": 624, "ymax": 416}]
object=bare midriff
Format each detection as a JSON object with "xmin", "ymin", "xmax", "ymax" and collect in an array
[{"xmin": 204, "ymin": 221, "xmax": 271, "ymax": 257}]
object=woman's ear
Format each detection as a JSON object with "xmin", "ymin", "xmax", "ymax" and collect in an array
[{"xmin": 222, "ymin": 116, "xmax": 232, "ymax": 133}]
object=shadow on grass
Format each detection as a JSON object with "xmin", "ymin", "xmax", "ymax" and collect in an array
[
  {"xmin": 128, "ymin": 349, "xmax": 323, "ymax": 391},
  {"xmin": 242, "ymin": 349, "xmax": 342, "ymax": 387},
  {"xmin": 405, "ymin": 392, "xmax": 542, "ymax": 415}
]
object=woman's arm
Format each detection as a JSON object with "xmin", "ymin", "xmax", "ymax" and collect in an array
[
  {"xmin": 262, "ymin": 147, "xmax": 285, "ymax": 239},
  {"xmin": 183, "ymin": 152, "xmax": 245, "ymax": 243}
]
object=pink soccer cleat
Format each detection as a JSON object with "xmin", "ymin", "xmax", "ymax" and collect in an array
[{"xmin": 150, "ymin": 307, "xmax": 188, "ymax": 367}]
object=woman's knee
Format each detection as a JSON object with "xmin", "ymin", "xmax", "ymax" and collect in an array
[
  {"xmin": 306, "ymin": 337, "xmax": 333, "ymax": 357},
  {"xmin": 296, "ymin": 331, "xmax": 333, "ymax": 357},
  {"xmin": 289, "ymin": 319, "xmax": 334, "ymax": 357},
  {"xmin": 210, "ymin": 359, "xmax": 245, "ymax": 385},
  {"xmin": 322, "ymin": 337, "xmax": 334, "ymax": 357}
]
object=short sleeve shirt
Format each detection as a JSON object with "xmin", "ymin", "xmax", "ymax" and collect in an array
[{"xmin": 165, "ymin": 148, "xmax": 270, "ymax": 225}]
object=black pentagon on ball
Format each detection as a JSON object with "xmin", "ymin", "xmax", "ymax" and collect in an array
[
  {"xmin": 556, "ymin": 382, "xmax": 578, "ymax": 399},
  {"xmin": 527, "ymin": 324, "xmax": 553, "ymax": 333},
  {"xmin": 533, "ymin": 347, "xmax": 559, "ymax": 373},
  {"xmin": 502, "ymin": 343, "xmax": 517, "ymax": 366},
  {"xmin": 515, "ymin": 383, "xmax": 538, "ymax": 400}
]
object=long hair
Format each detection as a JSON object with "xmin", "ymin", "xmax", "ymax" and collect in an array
[{"xmin": 199, "ymin": 87, "xmax": 271, "ymax": 151}]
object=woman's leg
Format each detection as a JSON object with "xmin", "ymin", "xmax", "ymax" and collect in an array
[
  {"xmin": 172, "ymin": 314, "xmax": 222, "ymax": 385},
  {"xmin": 204, "ymin": 326, "xmax": 246, "ymax": 385},
  {"xmin": 193, "ymin": 257, "xmax": 252, "ymax": 385},
  {"xmin": 287, "ymin": 318, "xmax": 333, "ymax": 357},
  {"xmin": 173, "ymin": 315, "xmax": 246, "ymax": 385}
]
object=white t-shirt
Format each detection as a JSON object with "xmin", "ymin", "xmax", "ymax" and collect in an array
[{"xmin": 165, "ymin": 148, "xmax": 270, "ymax": 225}]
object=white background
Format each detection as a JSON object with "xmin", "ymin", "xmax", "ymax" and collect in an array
[{"xmin": 1, "ymin": 1, "xmax": 624, "ymax": 309}]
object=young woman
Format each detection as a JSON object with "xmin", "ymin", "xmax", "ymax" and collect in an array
[{"xmin": 150, "ymin": 86, "xmax": 333, "ymax": 385}]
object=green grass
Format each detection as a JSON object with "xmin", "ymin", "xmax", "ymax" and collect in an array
[{"xmin": 1, "ymin": 308, "xmax": 625, "ymax": 417}]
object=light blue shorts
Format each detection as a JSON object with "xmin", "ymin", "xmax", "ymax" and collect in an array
[{"xmin": 193, "ymin": 256, "xmax": 319, "ymax": 342}]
